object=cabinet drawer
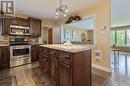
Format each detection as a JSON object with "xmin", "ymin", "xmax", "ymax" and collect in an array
[
  {"xmin": 39, "ymin": 57, "xmax": 48, "ymax": 61},
  {"xmin": 50, "ymin": 51, "xmax": 59, "ymax": 57},
  {"xmin": 59, "ymin": 62, "xmax": 71, "ymax": 69},
  {"xmin": 59, "ymin": 53, "xmax": 72, "ymax": 69},
  {"xmin": 39, "ymin": 54, "xmax": 48, "ymax": 58},
  {"xmin": 59, "ymin": 53, "xmax": 71, "ymax": 61},
  {"xmin": 40, "ymin": 48, "xmax": 49, "ymax": 54}
]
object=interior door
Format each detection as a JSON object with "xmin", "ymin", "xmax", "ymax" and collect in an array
[{"xmin": 48, "ymin": 29, "xmax": 52, "ymax": 44}]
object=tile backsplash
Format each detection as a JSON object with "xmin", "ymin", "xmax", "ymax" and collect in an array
[
  {"xmin": 30, "ymin": 37, "xmax": 40, "ymax": 44},
  {"xmin": 0, "ymin": 36, "xmax": 9, "ymax": 46},
  {"xmin": 0, "ymin": 36, "xmax": 42, "ymax": 45}
]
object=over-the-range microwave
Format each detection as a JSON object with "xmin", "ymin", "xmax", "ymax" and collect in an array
[{"xmin": 10, "ymin": 25, "xmax": 30, "ymax": 36}]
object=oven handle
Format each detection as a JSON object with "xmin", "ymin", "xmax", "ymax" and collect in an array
[{"xmin": 10, "ymin": 46, "xmax": 31, "ymax": 49}]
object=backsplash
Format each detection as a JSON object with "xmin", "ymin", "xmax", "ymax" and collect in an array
[
  {"xmin": 0, "ymin": 36, "xmax": 42, "ymax": 45},
  {"xmin": 0, "ymin": 36, "xmax": 9, "ymax": 46},
  {"xmin": 30, "ymin": 37, "xmax": 40, "ymax": 44}
]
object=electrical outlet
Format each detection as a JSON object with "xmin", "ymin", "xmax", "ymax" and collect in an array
[{"xmin": 95, "ymin": 50, "xmax": 102, "ymax": 62}]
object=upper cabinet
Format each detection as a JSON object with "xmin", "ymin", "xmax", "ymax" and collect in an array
[
  {"xmin": 0, "ymin": 16, "xmax": 41, "ymax": 36},
  {"xmin": 0, "ymin": 18, "xmax": 10, "ymax": 35},
  {"xmin": 20, "ymin": 18, "xmax": 30, "ymax": 27},
  {"xmin": 10, "ymin": 17, "xmax": 29, "ymax": 27},
  {"xmin": 10, "ymin": 18, "xmax": 19, "ymax": 25},
  {"xmin": 0, "ymin": 17, "xmax": 30, "ymax": 36},
  {"xmin": 29, "ymin": 18, "xmax": 42, "ymax": 38}
]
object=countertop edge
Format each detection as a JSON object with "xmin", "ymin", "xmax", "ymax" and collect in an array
[{"xmin": 39, "ymin": 45, "xmax": 91, "ymax": 53}]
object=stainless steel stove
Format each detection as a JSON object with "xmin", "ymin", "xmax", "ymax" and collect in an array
[{"xmin": 9, "ymin": 36, "xmax": 31, "ymax": 67}]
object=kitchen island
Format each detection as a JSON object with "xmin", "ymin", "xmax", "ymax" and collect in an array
[{"xmin": 39, "ymin": 44, "xmax": 91, "ymax": 86}]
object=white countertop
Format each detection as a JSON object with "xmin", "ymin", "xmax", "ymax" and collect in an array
[{"xmin": 40, "ymin": 44, "xmax": 92, "ymax": 53}]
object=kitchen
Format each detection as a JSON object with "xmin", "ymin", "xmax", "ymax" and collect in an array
[
  {"xmin": 0, "ymin": 17, "xmax": 42, "ymax": 68},
  {"xmin": 0, "ymin": 14, "xmax": 92, "ymax": 86},
  {"xmin": 0, "ymin": 0, "xmax": 126, "ymax": 86}
]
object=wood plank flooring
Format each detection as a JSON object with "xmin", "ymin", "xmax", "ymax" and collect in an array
[{"xmin": 0, "ymin": 62, "xmax": 130, "ymax": 86}]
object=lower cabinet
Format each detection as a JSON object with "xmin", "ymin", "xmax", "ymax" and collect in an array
[
  {"xmin": 31, "ymin": 45, "xmax": 39, "ymax": 61},
  {"xmin": 39, "ymin": 47, "xmax": 51, "ymax": 77},
  {"xmin": 58, "ymin": 63, "xmax": 72, "ymax": 86},
  {"xmin": 51, "ymin": 56, "xmax": 58, "ymax": 83},
  {"xmin": 39, "ymin": 46, "xmax": 91, "ymax": 86},
  {"xmin": 0, "ymin": 46, "xmax": 10, "ymax": 69}
]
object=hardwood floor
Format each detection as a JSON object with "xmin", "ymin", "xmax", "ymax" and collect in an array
[{"xmin": 0, "ymin": 62, "xmax": 130, "ymax": 86}]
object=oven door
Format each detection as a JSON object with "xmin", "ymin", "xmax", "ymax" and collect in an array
[{"xmin": 10, "ymin": 45, "xmax": 31, "ymax": 59}]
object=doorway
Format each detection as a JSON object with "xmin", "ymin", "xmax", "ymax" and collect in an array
[{"xmin": 48, "ymin": 29, "xmax": 53, "ymax": 44}]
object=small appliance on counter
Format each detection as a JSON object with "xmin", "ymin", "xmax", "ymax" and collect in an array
[{"xmin": 9, "ymin": 36, "xmax": 31, "ymax": 67}]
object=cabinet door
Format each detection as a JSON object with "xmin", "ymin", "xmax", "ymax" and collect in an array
[
  {"xmin": 10, "ymin": 18, "xmax": 19, "ymax": 25},
  {"xmin": 3, "ymin": 18, "xmax": 10, "ymax": 35},
  {"xmin": 58, "ymin": 63, "xmax": 72, "ymax": 86},
  {"xmin": 51, "ymin": 56, "xmax": 58, "ymax": 82},
  {"xmin": 0, "ymin": 46, "xmax": 10, "ymax": 68},
  {"xmin": 29, "ymin": 18, "xmax": 41, "ymax": 37},
  {"xmin": 39, "ymin": 47, "xmax": 51, "ymax": 76},
  {"xmin": 31, "ymin": 45, "xmax": 39, "ymax": 61},
  {"xmin": 20, "ymin": 19, "xmax": 29, "ymax": 27}
]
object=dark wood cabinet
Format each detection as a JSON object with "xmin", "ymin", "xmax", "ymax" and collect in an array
[
  {"xmin": 31, "ymin": 45, "xmax": 39, "ymax": 61},
  {"xmin": 39, "ymin": 46, "xmax": 91, "ymax": 86},
  {"xmin": 29, "ymin": 18, "xmax": 41, "ymax": 38},
  {"xmin": 0, "ymin": 17, "xmax": 30, "ymax": 35},
  {"xmin": 0, "ymin": 17, "xmax": 41, "ymax": 36},
  {"xmin": 10, "ymin": 17, "xmax": 29, "ymax": 27},
  {"xmin": 0, "ymin": 46, "xmax": 10, "ymax": 69},
  {"xmin": 20, "ymin": 18, "xmax": 29, "ymax": 26},
  {"xmin": 50, "ymin": 50, "xmax": 58, "ymax": 83},
  {"xmin": 39, "ymin": 47, "xmax": 51, "ymax": 77},
  {"xmin": 0, "ymin": 18, "xmax": 10, "ymax": 35},
  {"xmin": 58, "ymin": 62, "xmax": 72, "ymax": 86},
  {"xmin": 3, "ymin": 18, "xmax": 10, "ymax": 35},
  {"xmin": 10, "ymin": 18, "xmax": 19, "ymax": 25},
  {"xmin": 58, "ymin": 52, "xmax": 72, "ymax": 86}
]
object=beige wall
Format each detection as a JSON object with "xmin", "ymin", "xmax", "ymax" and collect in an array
[{"xmin": 76, "ymin": 0, "xmax": 111, "ymax": 71}]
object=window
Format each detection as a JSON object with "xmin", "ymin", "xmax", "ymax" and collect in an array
[
  {"xmin": 116, "ymin": 30, "xmax": 125, "ymax": 46},
  {"xmin": 127, "ymin": 30, "xmax": 130, "ymax": 46},
  {"xmin": 110, "ymin": 29, "xmax": 130, "ymax": 46},
  {"xmin": 110, "ymin": 31, "xmax": 116, "ymax": 45}
]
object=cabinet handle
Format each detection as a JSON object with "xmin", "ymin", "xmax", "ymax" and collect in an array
[{"xmin": 60, "ymin": 62, "xmax": 70, "ymax": 69}]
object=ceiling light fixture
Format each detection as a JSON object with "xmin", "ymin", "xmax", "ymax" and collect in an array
[{"xmin": 55, "ymin": 0, "xmax": 69, "ymax": 18}]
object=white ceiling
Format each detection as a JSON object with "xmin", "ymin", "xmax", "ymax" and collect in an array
[
  {"xmin": 111, "ymin": 0, "xmax": 130, "ymax": 27},
  {"xmin": 15, "ymin": 0, "xmax": 104, "ymax": 20}
]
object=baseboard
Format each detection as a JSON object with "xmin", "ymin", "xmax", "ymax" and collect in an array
[{"xmin": 92, "ymin": 64, "xmax": 111, "ymax": 73}]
